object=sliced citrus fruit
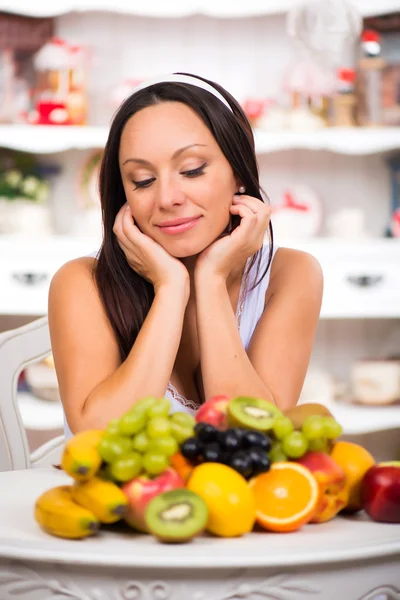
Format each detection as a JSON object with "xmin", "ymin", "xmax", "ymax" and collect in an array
[{"xmin": 249, "ymin": 462, "xmax": 319, "ymax": 533}]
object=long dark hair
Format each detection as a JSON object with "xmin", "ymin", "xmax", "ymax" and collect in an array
[{"xmin": 95, "ymin": 72, "xmax": 273, "ymax": 361}]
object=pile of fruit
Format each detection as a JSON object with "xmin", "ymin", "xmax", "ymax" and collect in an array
[{"xmin": 34, "ymin": 394, "xmax": 400, "ymax": 543}]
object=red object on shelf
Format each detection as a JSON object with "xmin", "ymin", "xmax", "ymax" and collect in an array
[
  {"xmin": 283, "ymin": 191, "xmax": 309, "ymax": 212},
  {"xmin": 30, "ymin": 36, "xmax": 88, "ymax": 126},
  {"xmin": 49, "ymin": 36, "xmax": 68, "ymax": 48},
  {"xmin": 362, "ymin": 30, "xmax": 380, "ymax": 43},
  {"xmin": 36, "ymin": 100, "xmax": 71, "ymax": 125},
  {"xmin": 391, "ymin": 208, "xmax": 400, "ymax": 238},
  {"xmin": 338, "ymin": 69, "xmax": 356, "ymax": 83},
  {"xmin": 242, "ymin": 98, "xmax": 265, "ymax": 121},
  {"xmin": 337, "ymin": 68, "xmax": 357, "ymax": 99}
]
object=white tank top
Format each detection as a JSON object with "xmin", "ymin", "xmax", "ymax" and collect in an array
[{"xmin": 63, "ymin": 241, "xmax": 279, "ymax": 438}]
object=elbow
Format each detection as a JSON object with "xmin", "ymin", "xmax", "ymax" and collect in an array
[
  {"xmin": 271, "ymin": 390, "xmax": 300, "ymax": 414},
  {"xmin": 64, "ymin": 397, "xmax": 100, "ymax": 435}
]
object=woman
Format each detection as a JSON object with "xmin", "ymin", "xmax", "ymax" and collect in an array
[{"xmin": 48, "ymin": 72, "xmax": 323, "ymax": 437}]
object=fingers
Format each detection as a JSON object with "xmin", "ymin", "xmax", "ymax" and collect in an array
[
  {"xmin": 230, "ymin": 195, "xmax": 270, "ymax": 251},
  {"xmin": 230, "ymin": 203, "xmax": 255, "ymax": 221},
  {"xmin": 113, "ymin": 203, "xmax": 128, "ymax": 237},
  {"xmin": 232, "ymin": 195, "xmax": 271, "ymax": 227},
  {"xmin": 229, "ymin": 205, "xmax": 258, "ymax": 247},
  {"xmin": 113, "ymin": 203, "xmax": 139, "ymax": 246},
  {"xmin": 233, "ymin": 194, "xmax": 271, "ymax": 215}
]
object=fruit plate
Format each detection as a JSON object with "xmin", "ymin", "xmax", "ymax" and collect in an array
[
  {"xmin": 0, "ymin": 468, "xmax": 399, "ymax": 569},
  {"xmin": 0, "ymin": 469, "xmax": 399, "ymax": 600}
]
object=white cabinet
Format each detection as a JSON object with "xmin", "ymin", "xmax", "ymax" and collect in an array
[
  {"xmin": 289, "ymin": 239, "xmax": 400, "ymax": 319},
  {"xmin": 0, "ymin": 237, "xmax": 99, "ymax": 316},
  {"xmin": 1, "ymin": 237, "xmax": 399, "ymax": 319}
]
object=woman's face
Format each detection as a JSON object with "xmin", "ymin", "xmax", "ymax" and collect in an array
[{"xmin": 119, "ymin": 101, "xmax": 238, "ymax": 258}]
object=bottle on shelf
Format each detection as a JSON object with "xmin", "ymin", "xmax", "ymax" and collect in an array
[
  {"xmin": 30, "ymin": 37, "xmax": 88, "ymax": 126},
  {"xmin": 357, "ymin": 30, "xmax": 386, "ymax": 127},
  {"xmin": 67, "ymin": 45, "xmax": 88, "ymax": 126},
  {"xmin": 333, "ymin": 68, "xmax": 357, "ymax": 127}
]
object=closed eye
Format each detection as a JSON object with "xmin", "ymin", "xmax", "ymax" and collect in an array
[
  {"xmin": 132, "ymin": 177, "xmax": 155, "ymax": 190},
  {"xmin": 181, "ymin": 162, "xmax": 207, "ymax": 177},
  {"xmin": 132, "ymin": 162, "xmax": 207, "ymax": 190}
]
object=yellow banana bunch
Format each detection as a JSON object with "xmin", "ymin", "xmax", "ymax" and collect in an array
[
  {"xmin": 34, "ymin": 485, "xmax": 99, "ymax": 539},
  {"xmin": 61, "ymin": 429, "xmax": 104, "ymax": 481},
  {"xmin": 71, "ymin": 476, "xmax": 128, "ymax": 524}
]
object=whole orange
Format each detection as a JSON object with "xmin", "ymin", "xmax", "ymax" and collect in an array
[
  {"xmin": 330, "ymin": 441, "xmax": 375, "ymax": 512},
  {"xmin": 187, "ymin": 463, "xmax": 256, "ymax": 537}
]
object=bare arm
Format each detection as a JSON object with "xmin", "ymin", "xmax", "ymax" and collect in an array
[
  {"xmin": 195, "ymin": 249, "xmax": 323, "ymax": 412},
  {"xmin": 48, "ymin": 258, "xmax": 189, "ymax": 433}
]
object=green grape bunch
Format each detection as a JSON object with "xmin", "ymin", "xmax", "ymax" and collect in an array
[
  {"xmin": 97, "ymin": 397, "xmax": 195, "ymax": 483},
  {"xmin": 268, "ymin": 412, "xmax": 343, "ymax": 463}
]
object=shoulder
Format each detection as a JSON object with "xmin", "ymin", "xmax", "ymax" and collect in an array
[
  {"xmin": 266, "ymin": 246, "xmax": 323, "ymax": 304},
  {"xmin": 49, "ymin": 256, "xmax": 99, "ymax": 304},
  {"xmin": 48, "ymin": 255, "xmax": 115, "ymax": 339},
  {"xmin": 51, "ymin": 256, "xmax": 97, "ymax": 281}
]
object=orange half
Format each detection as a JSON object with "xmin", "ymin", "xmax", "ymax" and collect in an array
[{"xmin": 249, "ymin": 462, "xmax": 319, "ymax": 533}]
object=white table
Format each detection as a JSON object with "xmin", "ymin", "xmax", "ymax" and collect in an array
[{"xmin": 0, "ymin": 468, "xmax": 399, "ymax": 600}]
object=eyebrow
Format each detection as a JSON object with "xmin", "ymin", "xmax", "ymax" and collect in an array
[{"xmin": 122, "ymin": 143, "xmax": 207, "ymax": 167}]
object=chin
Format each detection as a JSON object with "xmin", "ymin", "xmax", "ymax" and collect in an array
[{"xmin": 164, "ymin": 238, "xmax": 208, "ymax": 259}]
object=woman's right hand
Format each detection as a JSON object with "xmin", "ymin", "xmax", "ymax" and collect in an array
[{"xmin": 113, "ymin": 204, "xmax": 189, "ymax": 294}]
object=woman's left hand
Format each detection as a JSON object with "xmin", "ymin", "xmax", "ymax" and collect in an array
[{"xmin": 195, "ymin": 194, "xmax": 271, "ymax": 280}]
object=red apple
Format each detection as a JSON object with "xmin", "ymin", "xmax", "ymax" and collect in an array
[
  {"xmin": 195, "ymin": 395, "xmax": 230, "ymax": 429},
  {"xmin": 296, "ymin": 451, "xmax": 349, "ymax": 523},
  {"xmin": 360, "ymin": 463, "xmax": 400, "ymax": 523},
  {"xmin": 122, "ymin": 467, "xmax": 185, "ymax": 532}
]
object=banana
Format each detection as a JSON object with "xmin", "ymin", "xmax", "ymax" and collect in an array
[
  {"xmin": 34, "ymin": 485, "xmax": 100, "ymax": 539},
  {"xmin": 61, "ymin": 429, "xmax": 104, "ymax": 481},
  {"xmin": 71, "ymin": 476, "xmax": 128, "ymax": 524}
]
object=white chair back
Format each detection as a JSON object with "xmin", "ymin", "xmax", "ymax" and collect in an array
[{"xmin": 0, "ymin": 316, "xmax": 65, "ymax": 471}]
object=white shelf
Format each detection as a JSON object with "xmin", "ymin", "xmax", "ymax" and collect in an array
[
  {"xmin": 1, "ymin": 125, "xmax": 400, "ymax": 156},
  {"xmin": 254, "ymin": 128, "xmax": 400, "ymax": 156},
  {"xmin": 16, "ymin": 391, "xmax": 400, "ymax": 435},
  {"xmin": 0, "ymin": 125, "xmax": 107, "ymax": 154},
  {"xmin": 281, "ymin": 237, "xmax": 400, "ymax": 256},
  {"xmin": 4, "ymin": 0, "xmax": 400, "ymax": 18},
  {"xmin": 330, "ymin": 401, "xmax": 400, "ymax": 435},
  {"xmin": 17, "ymin": 392, "xmax": 64, "ymax": 431}
]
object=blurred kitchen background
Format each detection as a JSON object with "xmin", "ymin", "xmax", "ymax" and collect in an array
[{"xmin": 0, "ymin": 0, "xmax": 399, "ymax": 458}]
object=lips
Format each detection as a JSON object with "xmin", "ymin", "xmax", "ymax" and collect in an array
[
  {"xmin": 157, "ymin": 215, "xmax": 202, "ymax": 235},
  {"xmin": 158, "ymin": 216, "xmax": 201, "ymax": 228}
]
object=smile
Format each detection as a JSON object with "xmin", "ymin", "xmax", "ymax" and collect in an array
[{"xmin": 157, "ymin": 216, "xmax": 202, "ymax": 235}]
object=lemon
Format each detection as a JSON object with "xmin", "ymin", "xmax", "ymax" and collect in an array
[{"xmin": 187, "ymin": 463, "xmax": 256, "ymax": 537}]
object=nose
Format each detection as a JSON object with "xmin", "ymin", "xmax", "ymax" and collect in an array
[{"xmin": 155, "ymin": 176, "xmax": 186, "ymax": 211}]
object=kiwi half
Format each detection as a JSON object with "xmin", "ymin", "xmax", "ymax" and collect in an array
[
  {"xmin": 228, "ymin": 396, "xmax": 283, "ymax": 432},
  {"xmin": 145, "ymin": 489, "xmax": 208, "ymax": 543}
]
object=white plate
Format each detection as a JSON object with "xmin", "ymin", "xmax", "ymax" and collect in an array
[{"xmin": 0, "ymin": 468, "xmax": 399, "ymax": 568}]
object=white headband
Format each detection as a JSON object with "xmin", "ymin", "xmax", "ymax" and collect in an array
[{"xmin": 132, "ymin": 74, "xmax": 233, "ymax": 113}]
